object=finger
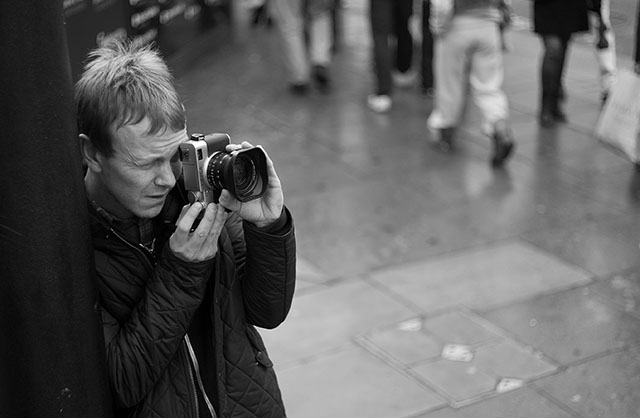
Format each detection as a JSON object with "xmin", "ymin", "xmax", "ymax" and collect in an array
[
  {"xmin": 175, "ymin": 202, "xmax": 205, "ymax": 233},
  {"xmin": 207, "ymin": 204, "xmax": 228, "ymax": 240},
  {"xmin": 198, "ymin": 205, "xmax": 228, "ymax": 259},
  {"xmin": 240, "ymin": 141, "xmax": 254, "ymax": 149},
  {"xmin": 218, "ymin": 190, "xmax": 241, "ymax": 212},
  {"xmin": 192, "ymin": 203, "xmax": 217, "ymax": 239},
  {"xmin": 225, "ymin": 143, "xmax": 243, "ymax": 153}
]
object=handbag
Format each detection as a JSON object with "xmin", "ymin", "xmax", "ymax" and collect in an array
[{"xmin": 595, "ymin": 68, "xmax": 640, "ymax": 163}]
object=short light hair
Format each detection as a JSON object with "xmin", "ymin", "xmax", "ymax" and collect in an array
[{"xmin": 75, "ymin": 39, "xmax": 186, "ymax": 157}]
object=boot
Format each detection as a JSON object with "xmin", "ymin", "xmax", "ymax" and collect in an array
[
  {"xmin": 491, "ymin": 121, "xmax": 515, "ymax": 167},
  {"xmin": 437, "ymin": 127, "xmax": 455, "ymax": 152}
]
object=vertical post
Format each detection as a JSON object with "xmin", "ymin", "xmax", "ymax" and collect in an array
[{"xmin": 0, "ymin": 1, "xmax": 113, "ymax": 416}]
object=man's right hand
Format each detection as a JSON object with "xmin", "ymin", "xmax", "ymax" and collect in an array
[{"xmin": 169, "ymin": 202, "xmax": 227, "ymax": 262}]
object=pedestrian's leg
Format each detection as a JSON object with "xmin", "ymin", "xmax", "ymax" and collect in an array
[
  {"xmin": 539, "ymin": 34, "xmax": 567, "ymax": 126},
  {"xmin": 367, "ymin": 0, "xmax": 393, "ymax": 111},
  {"xmin": 595, "ymin": 0, "xmax": 617, "ymax": 102},
  {"xmin": 269, "ymin": 0, "xmax": 310, "ymax": 91},
  {"xmin": 309, "ymin": 7, "xmax": 333, "ymax": 91},
  {"xmin": 421, "ymin": 0, "xmax": 435, "ymax": 94},
  {"xmin": 393, "ymin": 0, "xmax": 414, "ymax": 74},
  {"xmin": 427, "ymin": 23, "xmax": 466, "ymax": 150},
  {"xmin": 469, "ymin": 22, "xmax": 513, "ymax": 166}
]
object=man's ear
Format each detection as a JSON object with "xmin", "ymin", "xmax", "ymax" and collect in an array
[{"xmin": 79, "ymin": 133, "xmax": 103, "ymax": 173}]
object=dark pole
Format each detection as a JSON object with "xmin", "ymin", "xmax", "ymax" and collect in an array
[{"xmin": 0, "ymin": 1, "xmax": 113, "ymax": 417}]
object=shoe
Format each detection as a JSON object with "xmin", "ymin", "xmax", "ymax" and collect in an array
[
  {"xmin": 491, "ymin": 131, "xmax": 515, "ymax": 168},
  {"xmin": 437, "ymin": 128, "xmax": 455, "ymax": 152},
  {"xmin": 367, "ymin": 94, "xmax": 392, "ymax": 113},
  {"xmin": 428, "ymin": 126, "xmax": 454, "ymax": 152},
  {"xmin": 289, "ymin": 82, "xmax": 310, "ymax": 96},
  {"xmin": 312, "ymin": 65, "xmax": 331, "ymax": 93},
  {"xmin": 552, "ymin": 107, "xmax": 567, "ymax": 123},
  {"xmin": 601, "ymin": 91, "xmax": 609, "ymax": 107},
  {"xmin": 392, "ymin": 70, "xmax": 416, "ymax": 88},
  {"xmin": 421, "ymin": 86, "xmax": 435, "ymax": 98}
]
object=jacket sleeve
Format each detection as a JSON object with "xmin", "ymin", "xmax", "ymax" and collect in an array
[
  {"xmin": 99, "ymin": 245, "xmax": 213, "ymax": 408},
  {"xmin": 228, "ymin": 207, "xmax": 296, "ymax": 329}
]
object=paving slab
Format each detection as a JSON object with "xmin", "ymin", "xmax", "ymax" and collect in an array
[
  {"xmin": 590, "ymin": 270, "xmax": 640, "ymax": 318},
  {"xmin": 277, "ymin": 344, "xmax": 445, "ymax": 418},
  {"xmin": 359, "ymin": 311, "xmax": 557, "ymax": 408},
  {"xmin": 369, "ymin": 240, "xmax": 593, "ymax": 313},
  {"xmin": 260, "ymin": 280, "xmax": 416, "ymax": 368},
  {"xmin": 536, "ymin": 349, "xmax": 640, "ymax": 418},
  {"xmin": 414, "ymin": 387, "xmax": 576, "ymax": 418},
  {"xmin": 480, "ymin": 285, "xmax": 640, "ymax": 365}
]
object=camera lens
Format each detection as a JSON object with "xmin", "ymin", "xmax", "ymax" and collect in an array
[
  {"xmin": 205, "ymin": 151, "xmax": 262, "ymax": 201},
  {"xmin": 233, "ymin": 154, "xmax": 258, "ymax": 195}
]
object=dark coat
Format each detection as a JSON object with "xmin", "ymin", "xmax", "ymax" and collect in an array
[
  {"xmin": 532, "ymin": 0, "xmax": 589, "ymax": 37},
  {"xmin": 89, "ymin": 188, "xmax": 296, "ymax": 418}
]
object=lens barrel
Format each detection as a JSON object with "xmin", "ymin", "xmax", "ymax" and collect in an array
[{"xmin": 205, "ymin": 148, "xmax": 267, "ymax": 202}]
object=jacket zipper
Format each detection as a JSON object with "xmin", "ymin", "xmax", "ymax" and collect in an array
[
  {"xmin": 107, "ymin": 227, "xmax": 157, "ymax": 267},
  {"xmin": 185, "ymin": 343, "xmax": 200, "ymax": 418},
  {"xmin": 106, "ymin": 227, "xmax": 216, "ymax": 417},
  {"xmin": 185, "ymin": 335, "xmax": 217, "ymax": 418}
]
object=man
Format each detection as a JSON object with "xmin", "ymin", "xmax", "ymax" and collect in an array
[
  {"xmin": 427, "ymin": 0, "xmax": 515, "ymax": 167},
  {"xmin": 75, "ymin": 39, "xmax": 296, "ymax": 417}
]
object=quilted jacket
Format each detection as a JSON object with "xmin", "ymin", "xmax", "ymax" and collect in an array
[{"xmin": 88, "ymin": 187, "xmax": 296, "ymax": 418}]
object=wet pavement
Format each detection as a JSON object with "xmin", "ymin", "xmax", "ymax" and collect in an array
[{"xmin": 171, "ymin": 0, "xmax": 640, "ymax": 416}]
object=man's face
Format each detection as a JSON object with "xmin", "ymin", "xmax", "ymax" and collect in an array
[{"xmin": 97, "ymin": 119, "xmax": 186, "ymax": 219}]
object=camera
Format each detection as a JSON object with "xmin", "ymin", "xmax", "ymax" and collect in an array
[{"xmin": 179, "ymin": 133, "xmax": 268, "ymax": 205}]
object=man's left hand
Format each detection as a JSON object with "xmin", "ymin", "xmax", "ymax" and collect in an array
[{"xmin": 218, "ymin": 141, "xmax": 284, "ymax": 228}]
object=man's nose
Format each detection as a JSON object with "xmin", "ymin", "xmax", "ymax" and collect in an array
[{"xmin": 156, "ymin": 161, "xmax": 177, "ymax": 188}]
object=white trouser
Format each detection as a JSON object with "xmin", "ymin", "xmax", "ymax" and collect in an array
[
  {"xmin": 269, "ymin": 0, "xmax": 309, "ymax": 83},
  {"xmin": 309, "ymin": 9, "xmax": 332, "ymax": 67},
  {"xmin": 589, "ymin": 0, "xmax": 616, "ymax": 94},
  {"xmin": 268, "ymin": 0, "xmax": 332, "ymax": 83},
  {"xmin": 428, "ymin": 16, "xmax": 508, "ymax": 134}
]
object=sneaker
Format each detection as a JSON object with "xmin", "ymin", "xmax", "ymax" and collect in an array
[
  {"xmin": 421, "ymin": 86, "xmax": 435, "ymax": 98},
  {"xmin": 392, "ymin": 70, "xmax": 416, "ymax": 88},
  {"xmin": 491, "ymin": 124, "xmax": 515, "ymax": 167},
  {"xmin": 427, "ymin": 123, "xmax": 455, "ymax": 152},
  {"xmin": 312, "ymin": 65, "xmax": 331, "ymax": 93},
  {"xmin": 367, "ymin": 94, "xmax": 392, "ymax": 113},
  {"xmin": 289, "ymin": 82, "xmax": 310, "ymax": 96}
]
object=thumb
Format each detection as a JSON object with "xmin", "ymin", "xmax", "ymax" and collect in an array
[{"xmin": 218, "ymin": 190, "xmax": 240, "ymax": 211}]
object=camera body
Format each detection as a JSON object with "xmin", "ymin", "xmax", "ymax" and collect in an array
[{"xmin": 180, "ymin": 133, "xmax": 268, "ymax": 205}]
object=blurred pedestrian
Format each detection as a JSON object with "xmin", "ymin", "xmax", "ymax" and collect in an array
[
  {"xmin": 421, "ymin": 0, "xmax": 435, "ymax": 96},
  {"xmin": 427, "ymin": 0, "xmax": 515, "ymax": 168},
  {"xmin": 588, "ymin": 0, "xmax": 616, "ymax": 104},
  {"xmin": 532, "ymin": 0, "xmax": 589, "ymax": 128},
  {"xmin": 367, "ymin": 0, "xmax": 415, "ymax": 113},
  {"xmin": 270, "ymin": 0, "xmax": 334, "ymax": 94},
  {"xmin": 249, "ymin": 0, "xmax": 273, "ymax": 27}
]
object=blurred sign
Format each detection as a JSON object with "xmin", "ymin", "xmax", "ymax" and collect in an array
[{"xmin": 64, "ymin": 0, "xmax": 229, "ymax": 80}]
